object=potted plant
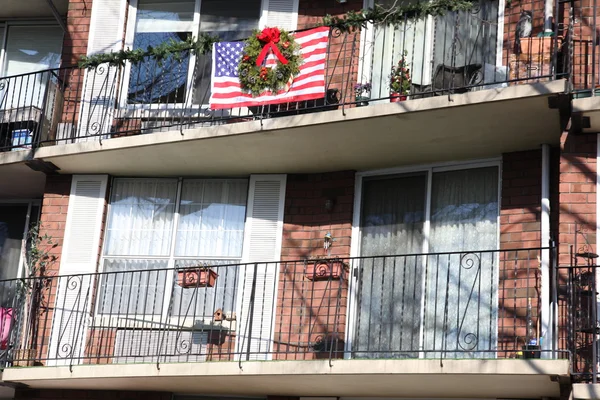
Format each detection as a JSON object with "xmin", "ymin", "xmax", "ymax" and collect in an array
[
  {"xmin": 354, "ymin": 82, "xmax": 371, "ymax": 106},
  {"xmin": 177, "ymin": 264, "xmax": 218, "ymax": 288},
  {"xmin": 389, "ymin": 52, "xmax": 411, "ymax": 102}
]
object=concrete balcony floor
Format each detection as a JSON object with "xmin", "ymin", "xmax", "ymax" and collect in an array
[{"xmin": 2, "ymin": 359, "xmax": 570, "ymax": 398}]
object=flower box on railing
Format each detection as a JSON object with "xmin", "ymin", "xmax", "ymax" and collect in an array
[
  {"xmin": 305, "ymin": 259, "xmax": 348, "ymax": 281},
  {"xmin": 177, "ymin": 267, "xmax": 218, "ymax": 288}
]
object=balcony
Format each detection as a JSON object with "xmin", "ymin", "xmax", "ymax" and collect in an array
[
  {"xmin": 0, "ymin": 247, "xmax": 569, "ymax": 397},
  {"xmin": 0, "ymin": 15, "xmax": 566, "ymax": 176}
]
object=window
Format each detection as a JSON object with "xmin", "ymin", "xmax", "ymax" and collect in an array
[
  {"xmin": 126, "ymin": 0, "xmax": 262, "ymax": 105},
  {"xmin": 0, "ymin": 25, "xmax": 63, "ymax": 110},
  {"xmin": 99, "ymin": 178, "xmax": 249, "ymax": 317},
  {"xmin": 354, "ymin": 164, "xmax": 499, "ymax": 358}
]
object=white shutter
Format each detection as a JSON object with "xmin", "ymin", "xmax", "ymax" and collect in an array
[
  {"xmin": 261, "ymin": 0, "xmax": 299, "ymax": 30},
  {"xmin": 236, "ymin": 175, "xmax": 286, "ymax": 361},
  {"xmin": 77, "ymin": 0, "xmax": 127, "ymax": 142},
  {"xmin": 47, "ymin": 175, "xmax": 108, "ymax": 366}
]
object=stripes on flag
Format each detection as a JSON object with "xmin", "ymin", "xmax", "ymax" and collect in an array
[{"xmin": 209, "ymin": 26, "xmax": 330, "ymax": 110}]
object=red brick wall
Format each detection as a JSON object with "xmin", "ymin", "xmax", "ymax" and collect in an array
[
  {"xmin": 558, "ymin": 132, "xmax": 597, "ymax": 265},
  {"xmin": 274, "ymin": 171, "xmax": 354, "ymax": 360},
  {"xmin": 19, "ymin": 175, "xmax": 73, "ymax": 364},
  {"xmin": 500, "ymin": 150, "xmax": 543, "ymax": 250},
  {"xmin": 297, "ymin": 0, "xmax": 362, "ymax": 104},
  {"xmin": 16, "ymin": 390, "xmax": 171, "ymax": 400},
  {"xmin": 498, "ymin": 150, "xmax": 543, "ymax": 357}
]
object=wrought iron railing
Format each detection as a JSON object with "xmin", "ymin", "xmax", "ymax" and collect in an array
[
  {"xmin": 558, "ymin": 261, "xmax": 600, "ymax": 382},
  {"xmin": 0, "ymin": 7, "xmax": 565, "ymax": 152},
  {"xmin": 0, "ymin": 247, "xmax": 566, "ymax": 368}
]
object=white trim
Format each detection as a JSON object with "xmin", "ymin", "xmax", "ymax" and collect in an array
[
  {"xmin": 540, "ymin": 144, "xmax": 551, "ymax": 357},
  {"xmin": 496, "ymin": 0, "xmax": 506, "ymax": 68},
  {"xmin": 347, "ymin": 157, "xmax": 502, "ymax": 359},
  {"xmin": 356, "ymin": 157, "xmax": 502, "ymax": 178}
]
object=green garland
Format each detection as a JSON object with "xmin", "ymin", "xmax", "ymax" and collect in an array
[
  {"xmin": 323, "ymin": 0, "xmax": 480, "ymax": 33},
  {"xmin": 238, "ymin": 29, "xmax": 302, "ymax": 97},
  {"xmin": 78, "ymin": 33, "xmax": 219, "ymax": 69},
  {"xmin": 78, "ymin": 0, "xmax": 482, "ymax": 68}
]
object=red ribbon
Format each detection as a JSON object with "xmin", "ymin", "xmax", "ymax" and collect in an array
[{"xmin": 255, "ymin": 27, "xmax": 289, "ymax": 66}]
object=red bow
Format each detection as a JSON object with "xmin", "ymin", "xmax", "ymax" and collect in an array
[{"xmin": 255, "ymin": 27, "xmax": 288, "ymax": 66}]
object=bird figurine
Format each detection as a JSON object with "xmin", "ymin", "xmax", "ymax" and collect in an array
[{"xmin": 515, "ymin": 10, "xmax": 533, "ymax": 54}]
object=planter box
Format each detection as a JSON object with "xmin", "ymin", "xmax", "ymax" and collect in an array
[
  {"xmin": 305, "ymin": 259, "xmax": 347, "ymax": 281},
  {"xmin": 519, "ymin": 37, "xmax": 555, "ymax": 62},
  {"xmin": 177, "ymin": 268, "xmax": 218, "ymax": 288}
]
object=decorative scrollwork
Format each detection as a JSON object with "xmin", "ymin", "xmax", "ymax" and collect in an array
[
  {"xmin": 0, "ymin": 80, "xmax": 6, "ymax": 91},
  {"xmin": 89, "ymin": 122, "xmax": 101, "ymax": 134},
  {"xmin": 95, "ymin": 65, "xmax": 107, "ymax": 76},
  {"xmin": 458, "ymin": 332, "xmax": 479, "ymax": 351},
  {"xmin": 66, "ymin": 275, "xmax": 81, "ymax": 291},
  {"xmin": 175, "ymin": 337, "xmax": 192, "ymax": 354},
  {"xmin": 330, "ymin": 27, "xmax": 343, "ymax": 39},
  {"xmin": 58, "ymin": 342, "xmax": 74, "ymax": 359},
  {"xmin": 459, "ymin": 252, "xmax": 480, "ymax": 270}
]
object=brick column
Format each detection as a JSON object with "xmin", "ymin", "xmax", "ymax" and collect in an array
[{"xmin": 275, "ymin": 171, "xmax": 354, "ymax": 360}]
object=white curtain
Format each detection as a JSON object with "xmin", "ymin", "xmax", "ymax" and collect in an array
[
  {"xmin": 356, "ymin": 167, "xmax": 498, "ymax": 358},
  {"xmin": 175, "ymin": 179, "xmax": 248, "ymax": 258},
  {"xmin": 356, "ymin": 174, "xmax": 427, "ymax": 358},
  {"xmin": 424, "ymin": 167, "xmax": 498, "ymax": 358},
  {"xmin": 105, "ymin": 178, "xmax": 178, "ymax": 257}
]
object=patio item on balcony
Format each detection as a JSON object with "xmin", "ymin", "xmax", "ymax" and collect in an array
[
  {"xmin": 354, "ymin": 82, "xmax": 371, "ymax": 107},
  {"xmin": 247, "ymin": 88, "xmax": 340, "ymax": 117},
  {"xmin": 305, "ymin": 258, "xmax": 347, "ymax": 281},
  {"xmin": 389, "ymin": 52, "xmax": 411, "ymax": 102},
  {"xmin": 177, "ymin": 266, "xmax": 218, "ymax": 288},
  {"xmin": 432, "ymin": 63, "xmax": 483, "ymax": 94},
  {"xmin": 0, "ymin": 307, "xmax": 12, "ymax": 350}
]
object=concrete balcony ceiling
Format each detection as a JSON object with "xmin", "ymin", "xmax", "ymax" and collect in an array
[
  {"xmin": 0, "ymin": 0, "xmax": 67, "ymax": 18},
  {"xmin": 2, "ymin": 359, "xmax": 570, "ymax": 398},
  {"xmin": 0, "ymin": 80, "xmax": 566, "ymax": 178}
]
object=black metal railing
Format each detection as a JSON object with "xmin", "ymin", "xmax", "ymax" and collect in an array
[
  {"xmin": 559, "ymin": 260, "xmax": 600, "ymax": 382},
  {"xmin": 0, "ymin": 4, "xmax": 565, "ymax": 152},
  {"xmin": 0, "ymin": 247, "xmax": 566, "ymax": 368}
]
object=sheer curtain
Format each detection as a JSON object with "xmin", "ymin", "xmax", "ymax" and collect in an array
[
  {"xmin": 355, "ymin": 167, "xmax": 499, "ymax": 358},
  {"xmin": 424, "ymin": 167, "xmax": 499, "ymax": 358},
  {"xmin": 356, "ymin": 174, "xmax": 426, "ymax": 358},
  {"xmin": 172, "ymin": 179, "xmax": 248, "ymax": 319}
]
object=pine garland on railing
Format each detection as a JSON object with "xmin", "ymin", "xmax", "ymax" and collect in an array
[
  {"xmin": 78, "ymin": 0, "xmax": 480, "ymax": 69},
  {"xmin": 78, "ymin": 33, "xmax": 219, "ymax": 69},
  {"xmin": 323, "ymin": 0, "xmax": 479, "ymax": 33}
]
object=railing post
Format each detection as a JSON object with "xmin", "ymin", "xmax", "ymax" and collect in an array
[{"xmin": 245, "ymin": 263, "xmax": 259, "ymax": 362}]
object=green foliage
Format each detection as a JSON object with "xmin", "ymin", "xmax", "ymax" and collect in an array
[
  {"xmin": 238, "ymin": 29, "xmax": 302, "ymax": 97},
  {"xmin": 78, "ymin": 33, "xmax": 219, "ymax": 69},
  {"xmin": 25, "ymin": 224, "xmax": 57, "ymax": 278},
  {"xmin": 322, "ymin": 0, "xmax": 479, "ymax": 33},
  {"xmin": 389, "ymin": 51, "xmax": 411, "ymax": 95},
  {"xmin": 78, "ymin": 1, "xmax": 480, "ymax": 68}
]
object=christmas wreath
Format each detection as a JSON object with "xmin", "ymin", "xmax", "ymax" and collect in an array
[{"xmin": 238, "ymin": 27, "xmax": 302, "ymax": 96}]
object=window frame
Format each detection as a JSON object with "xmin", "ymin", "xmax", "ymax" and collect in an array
[
  {"xmin": 119, "ymin": 0, "xmax": 270, "ymax": 112},
  {"xmin": 95, "ymin": 177, "xmax": 250, "ymax": 329},
  {"xmin": 346, "ymin": 158, "xmax": 502, "ymax": 359},
  {"xmin": 0, "ymin": 21, "xmax": 64, "ymax": 78}
]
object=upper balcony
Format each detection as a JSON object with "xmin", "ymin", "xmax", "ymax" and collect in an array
[
  {"xmin": 0, "ymin": 5, "xmax": 567, "ymax": 176},
  {"xmin": 0, "ymin": 247, "xmax": 571, "ymax": 397}
]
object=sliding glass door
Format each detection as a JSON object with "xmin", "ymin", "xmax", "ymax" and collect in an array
[{"xmin": 353, "ymin": 165, "xmax": 499, "ymax": 359}]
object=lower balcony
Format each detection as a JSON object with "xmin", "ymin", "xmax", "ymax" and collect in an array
[{"xmin": 0, "ymin": 247, "xmax": 569, "ymax": 397}]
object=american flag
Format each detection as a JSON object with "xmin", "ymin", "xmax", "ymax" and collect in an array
[{"xmin": 209, "ymin": 26, "xmax": 329, "ymax": 109}]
